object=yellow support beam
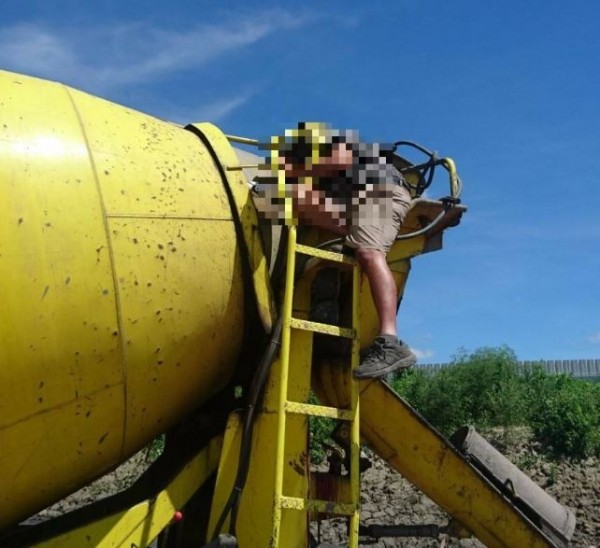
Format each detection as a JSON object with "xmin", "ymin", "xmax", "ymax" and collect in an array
[{"xmin": 38, "ymin": 435, "xmax": 223, "ymax": 547}]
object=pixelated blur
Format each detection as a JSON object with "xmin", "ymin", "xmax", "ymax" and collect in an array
[{"xmin": 253, "ymin": 122, "xmax": 405, "ymax": 238}]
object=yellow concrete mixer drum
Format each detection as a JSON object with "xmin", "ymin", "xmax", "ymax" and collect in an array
[{"xmin": 0, "ymin": 69, "xmax": 268, "ymax": 528}]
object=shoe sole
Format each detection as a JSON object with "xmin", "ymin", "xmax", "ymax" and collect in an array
[{"xmin": 353, "ymin": 353, "xmax": 416, "ymax": 380}]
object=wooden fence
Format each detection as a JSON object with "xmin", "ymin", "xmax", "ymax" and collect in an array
[{"xmin": 418, "ymin": 359, "xmax": 600, "ymax": 380}]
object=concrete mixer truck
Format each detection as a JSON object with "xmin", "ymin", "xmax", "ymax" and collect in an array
[{"xmin": 0, "ymin": 69, "xmax": 575, "ymax": 547}]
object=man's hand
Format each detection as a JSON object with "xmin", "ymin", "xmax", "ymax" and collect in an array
[{"xmin": 291, "ymin": 180, "xmax": 348, "ymax": 235}]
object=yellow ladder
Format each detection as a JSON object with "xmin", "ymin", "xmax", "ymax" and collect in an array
[{"xmin": 271, "ymin": 225, "xmax": 362, "ymax": 546}]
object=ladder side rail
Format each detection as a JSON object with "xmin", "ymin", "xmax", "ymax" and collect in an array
[
  {"xmin": 348, "ymin": 261, "xmax": 361, "ymax": 545},
  {"xmin": 271, "ymin": 225, "xmax": 299, "ymax": 545}
]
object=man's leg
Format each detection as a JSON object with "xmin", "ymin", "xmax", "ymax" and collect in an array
[
  {"xmin": 354, "ymin": 248, "xmax": 397, "ymax": 336},
  {"xmin": 352, "ymin": 247, "xmax": 416, "ymax": 379}
]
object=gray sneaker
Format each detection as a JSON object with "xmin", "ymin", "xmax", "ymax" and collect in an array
[{"xmin": 353, "ymin": 335, "xmax": 416, "ymax": 379}]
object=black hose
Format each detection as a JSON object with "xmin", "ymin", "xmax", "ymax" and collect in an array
[
  {"xmin": 395, "ymin": 206, "xmax": 448, "ymax": 241},
  {"xmin": 392, "ymin": 140, "xmax": 433, "ymax": 157},
  {"xmin": 392, "ymin": 141, "xmax": 463, "ymax": 201},
  {"xmin": 211, "ymin": 310, "xmax": 284, "ymax": 539},
  {"xmin": 393, "ymin": 140, "xmax": 437, "ymax": 197}
]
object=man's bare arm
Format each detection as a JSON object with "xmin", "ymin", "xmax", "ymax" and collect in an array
[{"xmin": 291, "ymin": 181, "xmax": 348, "ymax": 235}]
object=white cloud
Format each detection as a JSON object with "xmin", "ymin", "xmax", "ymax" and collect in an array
[
  {"xmin": 162, "ymin": 93, "xmax": 254, "ymax": 125},
  {"xmin": 191, "ymin": 94, "xmax": 252, "ymax": 124},
  {"xmin": 0, "ymin": 24, "xmax": 78, "ymax": 79},
  {"xmin": 412, "ymin": 347, "xmax": 435, "ymax": 360},
  {"xmin": 589, "ymin": 332, "xmax": 600, "ymax": 344},
  {"xmin": 0, "ymin": 11, "xmax": 309, "ymax": 93}
]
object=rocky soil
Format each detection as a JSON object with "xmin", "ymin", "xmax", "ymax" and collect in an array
[
  {"xmin": 311, "ymin": 428, "xmax": 600, "ymax": 547},
  {"xmin": 27, "ymin": 449, "xmax": 151, "ymax": 523},
  {"xmin": 31, "ymin": 428, "xmax": 599, "ymax": 547}
]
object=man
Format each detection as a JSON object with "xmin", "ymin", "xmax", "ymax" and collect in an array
[{"xmin": 267, "ymin": 123, "xmax": 416, "ymax": 379}]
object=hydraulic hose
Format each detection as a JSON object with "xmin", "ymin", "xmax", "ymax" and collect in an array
[
  {"xmin": 395, "ymin": 204, "xmax": 449, "ymax": 241},
  {"xmin": 393, "ymin": 140, "xmax": 463, "ymax": 202},
  {"xmin": 211, "ymin": 312, "xmax": 284, "ymax": 538}
]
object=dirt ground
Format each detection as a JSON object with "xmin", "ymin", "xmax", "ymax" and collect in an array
[
  {"xmin": 32, "ymin": 428, "xmax": 599, "ymax": 547},
  {"xmin": 312, "ymin": 428, "xmax": 600, "ymax": 547},
  {"xmin": 27, "ymin": 449, "xmax": 151, "ymax": 523}
]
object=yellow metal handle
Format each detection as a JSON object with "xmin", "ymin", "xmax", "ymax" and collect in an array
[
  {"xmin": 225, "ymin": 134, "xmax": 259, "ymax": 146},
  {"xmin": 441, "ymin": 157, "xmax": 461, "ymax": 199}
]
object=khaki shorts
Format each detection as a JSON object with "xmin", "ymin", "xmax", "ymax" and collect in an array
[{"xmin": 345, "ymin": 183, "xmax": 412, "ymax": 254}]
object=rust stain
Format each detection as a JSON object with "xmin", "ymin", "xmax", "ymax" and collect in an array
[{"xmin": 289, "ymin": 451, "xmax": 308, "ymax": 477}]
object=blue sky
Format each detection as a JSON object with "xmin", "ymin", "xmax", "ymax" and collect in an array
[{"xmin": 2, "ymin": 1, "xmax": 599, "ymax": 363}]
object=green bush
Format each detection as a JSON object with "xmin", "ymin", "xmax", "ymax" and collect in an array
[
  {"xmin": 391, "ymin": 346, "xmax": 530, "ymax": 435},
  {"xmin": 308, "ymin": 392, "xmax": 336, "ymax": 464},
  {"xmin": 528, "ymin": 375, "xmax": 600, "ymax": 458},
  {"xmin": 306, "ymin": 346, "xmax": 600, "ymax": 461},
  {"xmin": 390, "ymin": 346, "xmax": 600, "ymax": 460}
]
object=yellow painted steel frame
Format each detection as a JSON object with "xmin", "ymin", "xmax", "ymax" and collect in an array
[
  {"xmin": 209, "ymin": 228, "xmax": 362, "ymax": 547},
  {"xmin": 37, "ymin": 435, "xmax": 223, "ymax": 547},
  {"xmin": 209, "ymin": 226, "xmax": 312, "ymax": 547},
  {"xmin": 272, "ymin": 228, "xmax": 361, "ymax": 546},
  {"xmin": 278, "ymin": 230, "xmax": 362, "ymax": 546},
  {"xmin": 208, "ymin": 359, "xmax": 312, "ymax": 543}
]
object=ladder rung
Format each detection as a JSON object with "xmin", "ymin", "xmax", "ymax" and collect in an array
[
  {"xmin": 280, "ymin": 495, "xmax": 357, "ymax": 515},
  {"xmin": 285, "ymin": 401, "xmax": 354, "ymax": 421},
  {"xmin": 289, "ymin": 317, "xmax": 355, "ymax": 339},
  {"xmin": 295, "ymin": 243, "xmax": 356, "ymax": 265}
]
